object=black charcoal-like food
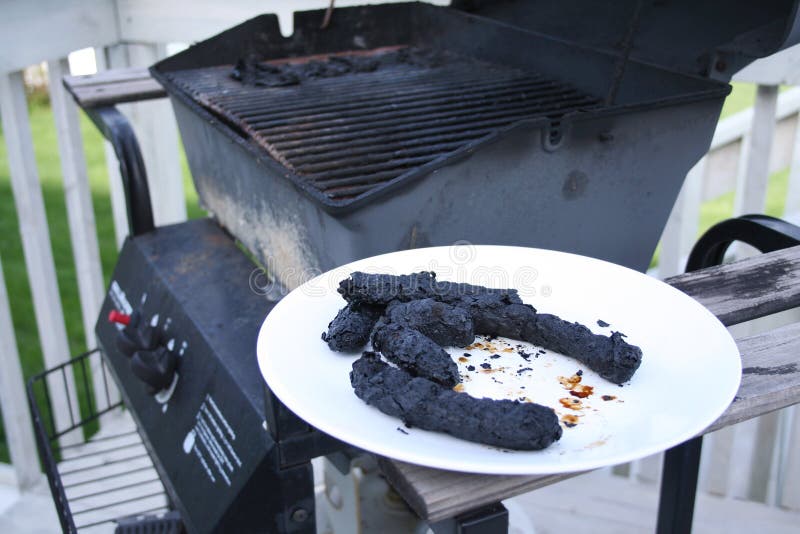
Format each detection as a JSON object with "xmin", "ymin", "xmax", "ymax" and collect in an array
[
  {"xmin": 371, "ymin": 322, "xmax": 460, "ymax": 387},
  {"xmin": 385, "ymin": 298, "xmax": 474, "ymax": 347},
  {"xmin": 321, "ymin": 302, "xmax": 383, "ymax": 352},
  {"xmin": 339, "ymin": 271, "xmax": 522, "ymax": 306},
  {"xmin": 523, "ymin": 314, "xmax": 642, "ymax": 384},
  {"xmin": 350, "ymin": 353, "xmax": 562, "ymax": 450},
  {"xmin": 470, "ymin": 301, "xmax": 642, "ymax": 384},
  {"xmin": 471, "ymin": 302, "xmax": 538, "ymax": 339}
]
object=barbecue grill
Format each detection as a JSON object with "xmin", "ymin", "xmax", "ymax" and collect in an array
[
  {"xmin": 45, "ymin": 1, "xmax": 800, "ymax": 533},
  {"xmin": 150, "ymin": 2, "xmax": 747, "ymax": 283}
]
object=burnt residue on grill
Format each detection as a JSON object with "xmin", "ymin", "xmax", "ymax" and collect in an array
[
  {"xmin": 231, "ymin": 47, "xmax": 445, "ymax": 87},
  {"xmin": 163, "ymin": 46, "xmax": 601, "ymax": 203}
]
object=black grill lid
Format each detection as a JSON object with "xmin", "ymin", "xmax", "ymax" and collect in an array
[{"xmin": 453, "ymin": 0, "xmax": 800, "ymax": 80}]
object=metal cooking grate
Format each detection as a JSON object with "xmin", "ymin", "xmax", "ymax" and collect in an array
[{"xmin": 165, "ymin": 47, "xmax": 601, "ymax": 202}]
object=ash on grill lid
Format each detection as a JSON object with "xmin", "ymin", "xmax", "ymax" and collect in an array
[
  {"xmin": 152, "ymin": 2, "xmax": 729, "ymax": 212},
  {"xmin": 453, "ymin": 0, "xmax": 800, "ymax": 80}
]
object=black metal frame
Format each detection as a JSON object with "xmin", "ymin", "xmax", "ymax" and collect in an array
[
  {"xmin": 430, "ymin": 503, "xmax": 509, "ymax": 534},
  {"xmin": 84, "ymin": 106, "xmax": 155, "ymax": 236},
  {"xmin": 655, "ymin": 213, "xmax": 800, "ymax": 533},
  {"xmin": 27, "ymin": 349, "xmax": 175, "ymax": 532}
]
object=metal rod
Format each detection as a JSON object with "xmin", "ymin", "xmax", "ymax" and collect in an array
[
  {"xmin": 59, "ymin": 452, "xmax": 151, "ymax": 476},
  {"xmin": 656, "ymin": 436, "xmax": 703, "ymax": 534},
  {"xmin": 59, "ymin": 440, "xmax": 145, "ymax": 464},
  {"xmin": 605, "ymin": 0, "xmax": 644, "ymax": 106},
  {"xmin": 245, "ymin": 77, "xmax": 556, "ymax": 128},
  {"xmin": 79, "ymin": 353, "xmax": 94, "ymax": 418},
  {"xmin": 63, "ymin": 464, "xmax": 156, "ymax": 490},
  {"xmin": 272, "ymin": 94, "xmax": 596, "ymax": 155},
  {"xmin": 71, "ymin": 491, "xmax": 166, "ymax": 516},
  {"xmin": 62, "ymin": 367, "xmax": 76, "ymax": 428},
  {"xmin": 59, "ymin": 429, "xmax": 138, "ymax": 451},
  {"xmin": 255, "ymin": 84, "xmax": 579, "ymax": 140},
  {"xmin": 68, "ymin": 477, "xmax": 162, "ymax": 502}
]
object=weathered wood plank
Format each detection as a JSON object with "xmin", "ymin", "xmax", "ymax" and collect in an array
[
  {"xmin": 65, "ymin": 66, "xmax": 155, "ymax": 87},
  {"xmin": 0, "ymin": 70, "xmax": 82, "ymax": 446},
  {"xmin": 379, "ymin": 321, "xmax": 800, "ymax": 522},
  {"xmin": 48, "ymin": 57, "xmax": 121, "ymax": 414},
  {"xmin": 705, "ymin": 322, "xmax": 800, "ymax": 433},
  {"xmin": 378, "ymin": 458, "xmax": 584, "ymax": 523},
  {"xmin": 63, "ymin": 68, "xmax": 165, "ymax": 108},
  {"xmin": 665, "ymin": 245, "xmax": 800, "ymax": 326},
  {"xmin": 0, "ymin": 256, "xmax": 40, "ymax": 489}
]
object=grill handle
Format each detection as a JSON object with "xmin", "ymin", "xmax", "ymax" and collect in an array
[{"xmin": 84, "ymin": 106, "xmax": 155, "ymax": 236}]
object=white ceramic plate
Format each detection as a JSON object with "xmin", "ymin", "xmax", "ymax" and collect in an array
[{"xmin": 257, "ymin": 245, "xmax": 741, "ymax": 475}]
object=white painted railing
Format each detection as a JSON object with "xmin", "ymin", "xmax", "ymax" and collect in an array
[{"xmin": 0, "ymin": 0, "xmax": 798, "ymax": 518}]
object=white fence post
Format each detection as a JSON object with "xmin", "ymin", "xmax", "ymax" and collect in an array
[
  {"xmin": 733, "ymin": 85, "xmax": 779, "ymax": 216},
  {"xmin": 658, "ymin": 157, "xmax": 707, "ymax": 278},
  {"xmin": 784, "ymin": 112, "xmax": 800, "ymax": 218},
  {"xmin": 0, "ymin": 69, "xmax": 82, "ymax": 447},
  {"xmin": 47, "ymin": 57, "xmax": 121, "ymax": 413},
  {"xmin": 0, "ymin": 256, "xmax": 40, "ymax": 490},
  {"xmin": 780, "ymin": 406, "xmax": 800, "ymax": 509}
]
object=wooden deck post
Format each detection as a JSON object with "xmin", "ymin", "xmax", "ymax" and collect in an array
[
  {"xmin": 734, "ymin": 85, "xmax": 779, "ymax": 216},
  {"xmin": 658, "ymin": 158, "xmax": 707, "ymax": 278},
  {"xmin": 0, "ymin": 69, "xmax": 82, "ymax": 446},
  {"xmin": 784, "ymin": 112, "xmax": 800, "ymax": 218},
  {"xmin": 0, "ymin": 256, "xmax": 40, "ymax": 490},
  {"xmin": 48, "ymin": 57, "xmax": 120, "ymax": 413}
]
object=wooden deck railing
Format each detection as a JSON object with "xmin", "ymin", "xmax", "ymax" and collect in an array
[{"xmin": 0, "ymin": 0, "xmax": 798, "ymax": 515}]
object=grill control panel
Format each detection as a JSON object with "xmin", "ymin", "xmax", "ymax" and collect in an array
[{"xmin": 95, "ymin": 219, "xmax": 317, "ymax": 533}]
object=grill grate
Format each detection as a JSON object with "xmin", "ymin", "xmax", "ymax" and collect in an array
[{"xmin": 165, "ymin": 47, "xmax": 601, "ymax": 202}]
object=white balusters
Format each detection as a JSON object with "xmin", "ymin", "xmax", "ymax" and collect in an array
[
  {"xmin": 0, "ymin": 257, "xmax": 40, "ymax": 489},
  {"xmin": 0, "ymin": 70, "xmax": 82, "ymax": 446},
  {"xmin": 48, "ymin": 56, "xmax": 121, "ymax": 412}
]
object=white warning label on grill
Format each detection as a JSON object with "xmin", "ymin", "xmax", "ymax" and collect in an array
[{"xmin": 184, "ymin": 394, "xmax": 242, "ymax": 486}]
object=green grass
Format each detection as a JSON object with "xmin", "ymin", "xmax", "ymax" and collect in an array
[
  {"xmin": 0, "ymin": 82, "xmax": 791, "ymax": 462},
  {"xmin": 0, "ymin": 91, "xmax": 202, "ymax": 462}
]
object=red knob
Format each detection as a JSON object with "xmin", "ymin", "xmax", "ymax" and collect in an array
[{"xmin": 108, "ymin": 310, "xmax": 131, "ymax": 326}]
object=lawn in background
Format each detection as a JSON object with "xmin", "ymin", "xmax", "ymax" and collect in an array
[
  {"xmin": 0, "ymin": 83, "xmax": 791, "ymax": 462},
  {"xmin": 0, "ymin": 92, "xmax": 201, "ymax": 462}
]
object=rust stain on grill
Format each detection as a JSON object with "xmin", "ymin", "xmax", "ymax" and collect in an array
[{"xmin": 165, "ymin": 46, "xmax": 601, "ymax": 202}]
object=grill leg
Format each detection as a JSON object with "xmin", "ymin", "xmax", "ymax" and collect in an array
[
  {"xmin": 656, "ymin": 436, "xmax": 703, "ymax": 534},
  {"xmin": 429, "ymin": 502, "xmax": 509, "ymax": 534}
]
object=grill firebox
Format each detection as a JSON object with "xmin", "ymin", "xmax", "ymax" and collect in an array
[
  {"xmin": 153, "ymin": 2, "xmax": 740, "ymax": 287},
  {"xmin": 165, "ymin": 48, "xmax": 601, "ymax": 202}
]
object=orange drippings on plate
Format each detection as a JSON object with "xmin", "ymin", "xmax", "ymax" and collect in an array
[
  {"xmin": 561, "ymin": 414, "xmax": 579, "ymax": 427},
  {"xmin": 570, "ymin": 384, "xmax": 594, "ymax": 398},
  {"xmin": 559, "ymin": 397, "xmax": 583, "ymax": 411}
]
